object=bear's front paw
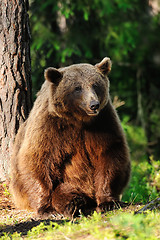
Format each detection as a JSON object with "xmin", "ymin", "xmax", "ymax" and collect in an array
[
  {"xmin": 96, "ymin": 201, "xmax": 128, "ymax": 213},
  {"xmin": 37, "ymin": 205, "xmax": 59, "ymax": 219},
  {"xmin": 64, "ymin": 196, "xmax": 87, "ymax": 218}
]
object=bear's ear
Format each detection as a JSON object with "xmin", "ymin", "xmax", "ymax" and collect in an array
[
  {"xmin": 95, "ymin": 57, "xmax": 112, "ymax": 75},
  {"xmin": 44, "ymin": 67, "xmax": 63, "ymax": 85}
]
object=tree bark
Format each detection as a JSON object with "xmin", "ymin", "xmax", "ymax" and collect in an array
[{"xmin": 0, "ymin": 0, "xmax": 32, "ymax": 182}]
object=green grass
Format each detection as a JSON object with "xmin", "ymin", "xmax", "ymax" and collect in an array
[{"xmin": 1, "ymin": 210, "xmax": 159, "ymax": 239}]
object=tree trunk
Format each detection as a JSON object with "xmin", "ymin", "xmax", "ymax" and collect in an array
[{"xmin": 0, "ymin": 0, "xmax": 32, "ymax": 182}]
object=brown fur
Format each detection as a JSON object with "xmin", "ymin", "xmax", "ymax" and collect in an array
[{"xmin": 10, "ymin": 58, "xmax": 131, "ymax": 217}]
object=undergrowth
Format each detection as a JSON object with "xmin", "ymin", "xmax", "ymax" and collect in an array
[
  {"xmin": 1, "ymin": 210, "xmax": 159, "ymax": 239},
  {"xmin": 122, "ymin": 117, "xmax": 160, "ymax": 204},
  {"xmin": 122, "ymin": 159, "xmax": 160, "ymax": 204}
]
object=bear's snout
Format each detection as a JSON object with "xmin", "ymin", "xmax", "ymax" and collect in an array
[{"xmin": 90, "ymin": 100, "xmax": 100, "ymax": 111}]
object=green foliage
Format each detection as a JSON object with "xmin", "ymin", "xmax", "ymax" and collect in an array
[
  {"xmin": 0, "ymin": 232, "xmax": 22, "ymax": 240},
  {"xmin": 121, "ymin": 116, "xmax": 147, "ymax": 161},
  {"xmin": 2, "ymin": 184, "xmax": 10, "ymax": 197},
  {"xmin": 122, "ymin": 160, "xmax": 159, "ymax": 204},
  {"xmin": 110, "ymin": 211, "xmax": 160, "ymax": 240},
  {"xmin": 121, "ymin": 119, "xmax": 159, "ymax": 203}
]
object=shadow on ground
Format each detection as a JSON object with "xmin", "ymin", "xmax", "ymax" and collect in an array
[{"xmin": 0, "ymin": 218, "xmax": 68, "ymax": 237}]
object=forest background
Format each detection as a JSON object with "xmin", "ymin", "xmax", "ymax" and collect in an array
[{"xmin": 29, "ymin": 0, "xmax": 160, "ymax": 203}]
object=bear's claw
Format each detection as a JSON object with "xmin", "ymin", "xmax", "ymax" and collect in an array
[{"xmin": 97, "ymin": 201, "xmax": 129, "ymax": 213}]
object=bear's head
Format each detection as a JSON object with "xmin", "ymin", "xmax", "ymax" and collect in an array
[{"xmin": 44, "ymin": 57, "xmax": 112, "ymax": 122}]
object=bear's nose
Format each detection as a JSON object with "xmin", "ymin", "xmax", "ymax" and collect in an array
[{"xmin": 90, "ymin": 101, "xmax": 100, "ymax": 111}]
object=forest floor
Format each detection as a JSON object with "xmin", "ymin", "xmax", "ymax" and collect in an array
[
  {"xmin": 0, "ymin": 181, "xmax": 55, "ymax": 237},
  {"xmin": 0, "ymin": 182, "xmax": 159, "ymax": 239}
]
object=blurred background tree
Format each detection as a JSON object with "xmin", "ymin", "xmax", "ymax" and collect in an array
[{"xmin": 29, "ymin": 0, "xmax": 160, "ymax": 166}]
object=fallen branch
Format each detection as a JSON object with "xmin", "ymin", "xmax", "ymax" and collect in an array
[{"xmin": 135, "ymin": 198, "xmax": 160, "ymax": 214}]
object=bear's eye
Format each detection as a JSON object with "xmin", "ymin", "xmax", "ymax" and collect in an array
[{"xmin": 75, "ymin": 86, "xmax": 82, "ymax": 92}]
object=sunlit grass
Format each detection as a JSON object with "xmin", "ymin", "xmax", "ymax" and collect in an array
[{"xmin": 1, "ymin": 210, "xmax": 159, "ymax": 240}]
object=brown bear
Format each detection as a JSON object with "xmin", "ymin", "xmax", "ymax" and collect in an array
[{"xmin": 10, "ymin": 57, "xmax": 131, "ymax": 218}]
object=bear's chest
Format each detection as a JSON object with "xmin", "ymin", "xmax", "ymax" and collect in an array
[{"xmin": 62, "ymin": 131, "xmax": 95, "ymax": 197}]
